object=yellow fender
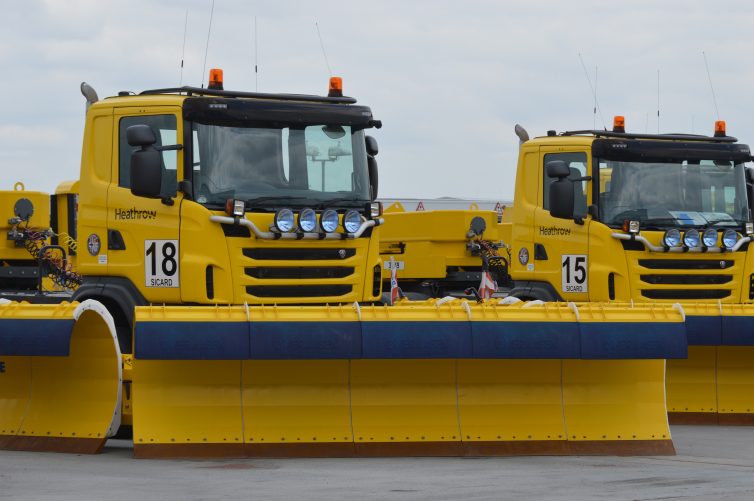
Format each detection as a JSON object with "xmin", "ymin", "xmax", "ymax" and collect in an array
[
  {"xmin": 0, "ymin": 300, "xmax": 121, "ymax": 453},
  {"xmin": 132, "ymin": 300, "xmax": 684, "ymax": 458}
]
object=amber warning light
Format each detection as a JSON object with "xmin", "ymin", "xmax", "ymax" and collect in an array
[
  {"xmin": 714, "ymin": 120, "xmax": 726, "ymax": 137},
  {"xmin": 328, "ymin": 76, "xmax": 343, "ymax": 97},
  {"xmin": 208, "ymin": 68, "xmax": 224, "ymax": 90},
  {"xmin": 613, "ymin": 116, "xmax": 625, "ymax": 133}
]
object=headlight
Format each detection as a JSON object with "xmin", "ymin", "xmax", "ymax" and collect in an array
[
  {"xmin": 298, "ymin": 208, "xmax": 317, "ymax": 233},
  {"xmin": 225, "ymin": 199, "xmax": 245, "ymax": 217},
  {"xmin": 370, "ymin": 202, "xmax": 383, "ymax": 218},
  {"xmin": 320, "ymin": 209, "xmax": 339, "ymax": 233},
  {"xmin": 273, "ymin": 208, "xmax": 295, "ymax": 233},
  {"xmin": 722, "ymin": 229, "xmax": 739, "ymax": 249},
  {"xmin": 343, "ymin": 210, "xmax": 362, "ymax": 233},
  {"xmin": 702, "ymin": 228, "xmax": 718, "ymax": 248},
  {"xmin": 683, "ymin": 229, "xmax": 700, "ymax": 248},
  {"xmin": 663, "ymin": 229, "xmax": 681, "ymax": 248}
]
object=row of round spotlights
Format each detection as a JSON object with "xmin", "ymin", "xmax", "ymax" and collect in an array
[
  {"xmin": 272, "ymin": 208, "xmax": 362, "ymax": 234},
  {"xmin": 663, "ymin": 228, "xmax": 740, "ymax": 249}
]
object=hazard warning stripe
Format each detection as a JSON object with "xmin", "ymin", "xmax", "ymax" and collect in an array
[
  {"xmin": 0, "ymin": 318, "xmax": 74, "ymax": 356},
  {"xmin": 134, "ymin": 320, "xmax": 687, "ymax": 361}
]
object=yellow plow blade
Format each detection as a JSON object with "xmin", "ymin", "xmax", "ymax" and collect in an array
[
  {"xmin": 667, "ymin": 303, "xmax": 754, "ymax": 425},
  {"xmin": 133, "ymin": 301, "xmax": 684, "ymax": 458},
  {"xmin": 0, "ymin": 300, "xmax": 122, "ymax": 453}
]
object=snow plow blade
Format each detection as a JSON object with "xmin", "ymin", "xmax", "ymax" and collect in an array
[
  {"xmin": 667, "ymin": 303, "xmax": 754, "ymax": 425},
  {"xmin": 0, "ymin": 300, "xmax": 121, "ymax": 453},
  {"xmin": 132, "ymin": 301, "xmax": 685, "ymax": 458}
]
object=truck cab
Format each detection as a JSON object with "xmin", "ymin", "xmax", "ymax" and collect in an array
[
  {"xmin": 511, "ymin": 118, "xmax": 754, "ymax": 303},
  {"xmin": 72, "ymin": 73, "xmax": 384, "ymax": 351}
]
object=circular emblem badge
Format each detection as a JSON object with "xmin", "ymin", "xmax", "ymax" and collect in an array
[
  {"xmin": 87, "ymin": 234, "xmax": 101, "ymax": 256},
  {"xmin": 338, "ymin": 249, "xmax": 347, "ymax": 259},
  {"xmin": 720, "ymin": 260, "xmax": 726, "ymax": 269},
  {"xmin": 518, "ymin": 247, "xmax": 529, "ymax": 265}
]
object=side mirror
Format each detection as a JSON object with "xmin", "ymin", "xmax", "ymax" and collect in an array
[
  {"xmin": 546, "ymin": 160, "xmax": 570, "ymax": 179},
  {"xmin": 549, "ymin": 178, "xmax": 575, "ymax": 220},
  {"xmin": 128, "ymin": 125, "xmax": 163, "ymax": 199},
  {"xmin": 365, "ymin": 135, "xmax": 378, "ymax": 157},
  {"xmin": 368, "ymin": 156, "xmax": 379, "ymax": 200},
  {"xmin": 127, "ymin": 124, "xmax": 157, "ymax": 148}
]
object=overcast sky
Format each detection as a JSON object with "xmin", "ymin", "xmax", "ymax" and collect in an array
[{"xmin": 1, "ymin": 0, "xmax": 753, "ymax": 200}]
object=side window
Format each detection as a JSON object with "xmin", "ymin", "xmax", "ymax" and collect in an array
[
  {"xmin": 118, "ymin": 114, "xmax": 178, "ymax": 195},
  {"xmin": 543, "ymin": 152, "xmax": 588, "ymax": 215}
]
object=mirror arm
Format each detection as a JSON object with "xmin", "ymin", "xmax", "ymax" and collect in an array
[{"xmin": 156, "ymin": 143, "xmax": 184, "ymax": 152}]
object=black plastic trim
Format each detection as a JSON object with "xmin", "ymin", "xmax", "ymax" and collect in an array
[
  {"xmin": 140, "ymin": 86, "xmax": 358, "ymax": 104},
  {"xmin": 246, "ymin": 284, "xmax": 351, "ymax": 298},
  {"xmin": 641, "ymin": 289, "xmax": 730, "ymax": 300},
  {"xmin": 49, "ymin": 194, "xmax": 59, "ymax": 246},
  {"xmin": 509, "ymin": 281, "xmax": 563, "ymax": 301},
  {"xmin": 108, "ymin": 229, "xmax": 126, "ymax": 250},
  {"xmin": 243, "ymin": 248, "xmax": 356, "ymax": 261},
  {"xmin": 245, "ymin": 266, "xmax": 354, "ymax": 279},
  {"xmin": 638, "ymin": 259, "xmax": 734, "ymax": 270},
  {"xmin": 221, "ymin": 223, "xmax": 251, "ymax": 238},
  {"xmin": 640, "ymin": 274, "xmax": 732, "ymax": 285},
  {"xmin": 66, "ymin": 194, "xmax": 77, "ymax": 256},
  {"xmin": 534, "ymin": 243, "xmax": 548, "ymax": 260},
  {"xmin": 206, "ymin": 266, "xmax": 214, "ymax": 300}
]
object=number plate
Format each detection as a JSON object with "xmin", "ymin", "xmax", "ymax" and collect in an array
[
  {"xmin": 145, "ymin": 240, "xmax": 180, "ymax": 288},
  {"xmin": 383, "ymin": 260, "xmax": 405, "ymax": 271},
  {"xmin": 561, "ymin": 254, "xmax": 588, "ymax": 293}
]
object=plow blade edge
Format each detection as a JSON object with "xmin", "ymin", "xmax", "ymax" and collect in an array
[{"xmin": 133, "ymin": 301, "xmax": 684, "ymax": 458}]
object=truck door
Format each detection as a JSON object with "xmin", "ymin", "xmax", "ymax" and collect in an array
[
  {"xmin": 532, "ymin": 148, "xmax": 591, "ymax": 302},
  {"xmin": 105, "ymin": 107, "xmax": 183, "ymax": 304}
]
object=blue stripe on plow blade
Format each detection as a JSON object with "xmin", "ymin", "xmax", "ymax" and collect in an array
[
  {"xmin": 0, "ymin": 319, "xmax": 74, "ymax": 356},
  {"xmin": 134, "ymin": 320, "xmax": 687, "ymax": 361}
]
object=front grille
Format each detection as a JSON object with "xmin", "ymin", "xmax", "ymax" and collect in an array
[
  {"xmin": 638, "ymin": 259, "xmax": 734, "ymax": 270},
  {"xmin": 641, "ymin": 289, "xmax": 730, "ymax": 300},
  {"xmin": 243, "ymin": 248, "xmax": 356, "ymax": 261},
  {"xmin": 245, "ymin": 267, "xmax": 354, "ymax": 279},
  {"xmin": 640, "ymin": 274, "xmax": 732, "ymax": 285},
  {"xmin": 246, "ymin": 284, "xmax": 352, "ymax": 298}
]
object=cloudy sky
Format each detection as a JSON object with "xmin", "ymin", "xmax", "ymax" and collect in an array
[{"xmin": 1, "ymin": 0, "xmax": 752, "ymax": 200}]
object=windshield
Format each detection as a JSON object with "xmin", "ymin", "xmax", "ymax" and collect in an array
[
  {"xmin": 191, "ymin": 123, "xmax": 370, "ymax": 209},
  {"xmin": 599, "ymin": 159, "xmax": 749, "ymax": 228}
]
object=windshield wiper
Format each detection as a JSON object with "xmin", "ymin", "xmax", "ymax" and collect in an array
[
  {"xmin": 609, "ymin": 217, "xmax": 680, "ymax": 229},
  {"xmin": 245, "ymin": 195, "xmax": 315, "ymax": 207},
  {"xmin": 316, "ymin": 197, "xmax": 369, "ymax": 209},
  {"xmin": 704, "ymin": 218, "xmax": 739, "ymax": 227}
]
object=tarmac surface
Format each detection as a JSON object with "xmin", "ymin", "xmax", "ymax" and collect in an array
[{"xmin": 2, "ymin": 426, "xmax": 754, "ymax": 500}]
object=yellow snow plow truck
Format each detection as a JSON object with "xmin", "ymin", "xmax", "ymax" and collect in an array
[
  {"xmin": 380, "ymin": 117, "xmax": 754, "ymax": 426},
  {"xmin": 1, "ymin": 75, "xmax": 687, "ymax": 458}
]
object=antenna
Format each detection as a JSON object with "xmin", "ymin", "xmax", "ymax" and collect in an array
[
  {"xmin": 702, "ymin": 51, "xmax": 721, "ymax": 119},
  {"xmin": 657, "ymin": 70, "xmax": 660, "ymax": 134},
  {"xmin": 254, "ymin": 16, "xmax": 259, "ymax": 91},
  {"xmin": 594, "ymin": 65, "xmax": 598, "ymax": 130},
  {"xmin": 578, "ymin": 53, "xmax": 606, "ymax": 129},
  {"xmin": 179, "ymin": 9, "xmax": 189, "ymax": 86},
  {"xmin": 315, "ymin": 19, "xmax": 333, "ymax": 76},
  {"xmin": 201, "ymin": 0, "xmax": 215, "ymax": 88}
]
